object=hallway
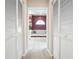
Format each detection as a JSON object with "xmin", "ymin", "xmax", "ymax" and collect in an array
[
  {"xmin": 23, "ymin": 49, "xmax": 53, "ymax": 59},
  {"xmin": 5, "ymin": 0, "xmax": 73, "ymax": 59}
]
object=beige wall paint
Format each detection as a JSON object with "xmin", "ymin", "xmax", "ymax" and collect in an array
[{"xmin": 27, "ymin": 0, "xmax": 49, "ymax": 7}]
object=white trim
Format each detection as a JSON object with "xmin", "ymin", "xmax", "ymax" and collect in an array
[
  {"xmin": 47, "ymin": 49, "xmax": 53, "ymax": 57},
  {"xmin": 16, "ymin": 0, "xmax": 19, "ymax": 59},
  {"xmin": 22, "ymin": 49, "xmax": 28, "ymax": 56},
  {"xmin": 58, "ymin": 0, "xmax": 61, "ymax": 59},
  {"xmin": 22, "ymin": 48, "xmax": 32, "ymax": 56}
]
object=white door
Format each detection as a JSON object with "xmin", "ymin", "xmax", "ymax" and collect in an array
[
  {"xmin": 60, "ymin": 0, "xmax": 73, "ymax": 59},
  {"xmin": 53, "ymin": 0, "xmax": 73, "ymax": 59}
]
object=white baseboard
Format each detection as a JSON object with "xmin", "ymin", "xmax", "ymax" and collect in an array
[
  {"xmin": 47, "ymin": 49, "xmax": 53, "ymax": 57},
  {"xmin": 22, "ymin": 48, "xmax": 32, "ymax": 57},
  {"xmin": 22, "ymin": 49, "xmax": 28, "ymax": 56}
]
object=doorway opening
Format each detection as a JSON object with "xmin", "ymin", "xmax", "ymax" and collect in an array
[{"xmin": 28, "ymin": 8, "xmax": 48, "ymax": 49}]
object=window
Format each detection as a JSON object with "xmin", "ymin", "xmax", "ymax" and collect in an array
[{"xmin": 35, "ymin": 20, "xmax": 45, "ymax": 25}]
